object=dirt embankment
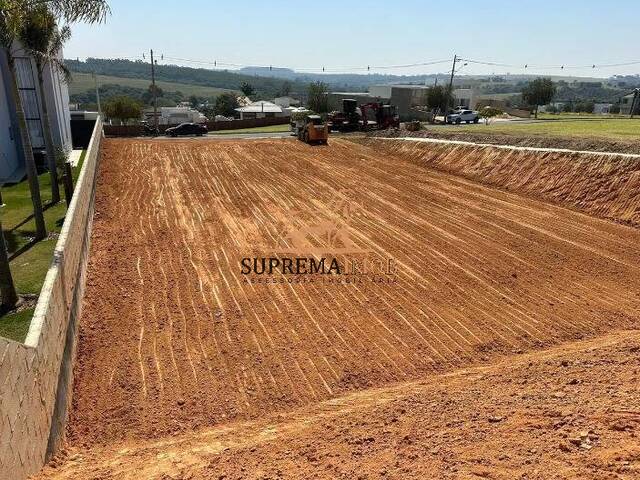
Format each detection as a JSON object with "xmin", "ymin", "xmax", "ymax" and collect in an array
[
  {"xmin": 354, "ymin": 137, "xmax": 640, "ymax": 228},
  {"xmin": 368, "ymin": 128, "xmax": 640, "ymax": 155}
]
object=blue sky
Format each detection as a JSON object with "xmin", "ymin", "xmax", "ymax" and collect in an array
[{"xmin": 65, "ymin": 0, "xmax": 640, "ymax": 77}]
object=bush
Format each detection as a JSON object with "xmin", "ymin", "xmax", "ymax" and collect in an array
[
  {"xmin": 478, "ymin": 106, "xmax": 503, "ymax": 124},
  {"xmin": 103, "ymin": 96, "xmax": 142, "ymax": 125}
]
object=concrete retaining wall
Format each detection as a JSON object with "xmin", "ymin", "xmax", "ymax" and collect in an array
[{"xmin": 0, "ymin": 117, "xmax": 103, "ymax": 479}]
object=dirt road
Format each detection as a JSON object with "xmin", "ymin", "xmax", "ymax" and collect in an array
[{"xmin": 41, "ymin": 137, "xmax": 640, "ymax": 477}]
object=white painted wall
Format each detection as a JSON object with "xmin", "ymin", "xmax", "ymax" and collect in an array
[{"xmin": 0, "ymin": 42, "xmax": 72, "ymax": 183}]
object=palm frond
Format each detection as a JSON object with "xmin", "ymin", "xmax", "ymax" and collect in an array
[{"xmin": 46, "ymin": 0, "xmax": 111, "ymax": 24}]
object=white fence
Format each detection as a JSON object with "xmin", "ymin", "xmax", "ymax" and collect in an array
[{"xmin": 0, "ymin": 117, "xmax": 103, "ymax": 479}]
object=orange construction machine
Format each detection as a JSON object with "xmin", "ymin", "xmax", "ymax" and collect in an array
[{"xmin": 296, "ymin": 114, "xmax": 328, "ymax": 145}]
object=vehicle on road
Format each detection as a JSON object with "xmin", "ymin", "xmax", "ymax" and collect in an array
[
  {"xmin": 447, "ymin": 109, "xmax": 480, "ymax": 125},
  {"xmin": 140, "ymin": 121, "xmax": 159, "ymax": 136},
  {"xmin": 165, "ymin": 123, "xmax": 208, "ymax": 137},
  {"xmin": 296, "ymin": 115, "xmax": 328, "ymax": 144},
  {"xmin": 328, "ymin": 99, "xmax": 400, "ymax": 132}
]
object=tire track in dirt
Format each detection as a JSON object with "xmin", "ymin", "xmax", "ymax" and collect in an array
[{"xmin": 69, "ymin": 137, "xmax": 640, "ymax": 447}]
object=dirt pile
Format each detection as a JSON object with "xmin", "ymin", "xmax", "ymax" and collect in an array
[
  {"xmin": 368, "ymin": 128, "xmax": 640, "ymax": 155},
  {"xmin": 355, "ymin": 137, "xmax": 640, "ymax": 227}
]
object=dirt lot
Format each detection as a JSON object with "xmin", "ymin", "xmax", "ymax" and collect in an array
[
  {"xmin": 39, "ymin": 330, "xmax": 640, "ymax": 479},
  {"xmin": 38, "ymin": 137, "xmax": 640, "ymax": 478}
]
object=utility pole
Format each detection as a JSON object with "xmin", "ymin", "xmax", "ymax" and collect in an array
[
  {"xmin": 441, "ymin": 54, "xmax": 458, "ymax": 122},
  {"xmin": 630, "ymin": 88, "xmax": 639, "ymax": 119},
  {"xmin": 150, "ymin": 49, "xmax": 158, "ymax": 134},
  {"xmin": 93, "ymin": 72, "xmax": 101, "ymax": 114}
]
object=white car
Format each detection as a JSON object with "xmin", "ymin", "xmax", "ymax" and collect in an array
[{"xmin": 446, "ymin": 109, "xmax": 480, "ymax": 124}]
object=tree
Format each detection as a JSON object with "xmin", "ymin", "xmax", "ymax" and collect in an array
[
  {"xmin": 0, "ymin": 222, "xmax": 18, "ymax": 309},
  {"xmin": 574, "ymin": 101, "xmax": 595, "ymax": 114},
  {"xmin": 277, "ymin": 80, "xmax": 292, "ymax": 97},
  {"xmin": 141, "ymin": 83, "xmax": 163, "ymax": 104},
  {"xmin": 423, "ymin": 85, "xmax": 453, "ymax": 122},
  {"xmin": 0, "ymin": 0, "xmax": 110, "ymax": 240},
  {"xmin": 522, "ymin": 78, "xmax": 556, "ymax": 119},
  {"xmin": 103, "ymin": 96, "xmax": 142, "ymax": 124},
  {"xmin": 214, "ymin": 92, "xmax": 239, "ymax": 117},
  {"xmin": 610, "ymin": 104, "xmax": 621, "ymax": 114},
  {"xmin": 307, "ymin": 81, "xmax": 328, "ymax": 114},
  {"xmin": 188, "ymin": 94, "xmax": 199, "ymax": 108},
  {"xmin": 478, "ymin": 106, "xmax": 503, "ymax": 125},
  {"xmin": 240, "ymin": 81, "xmax": 255, "ymax": 98},
  {"xmin": 20, "ymin": 5, "xmax": 72, "ymax": 204}
]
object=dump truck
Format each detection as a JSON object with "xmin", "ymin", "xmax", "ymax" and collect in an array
[{"xmin": 295, "ymin": 114, "xmax": 328, "ymax": 145}]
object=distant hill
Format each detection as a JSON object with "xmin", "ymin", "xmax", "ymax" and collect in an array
[
  {"xmin": 70, "ymin": 72, "xmax": 235, "ymax": 99},
  {"xmin": 65, "ymin": 58, "xmax": 311, "ymax": 99},
  {"xmin": 68, "ymin": 72, "xmax": 241, "ymax": 109},
  {"xmin": 66, "ymin": 58, "xmax": 632, "ymax": 108}
]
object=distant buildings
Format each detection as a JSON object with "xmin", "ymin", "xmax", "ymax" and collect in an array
[
  {"xmin": 272, "ymin": 96, "xmax": 300, "ymax": 108},
  {"xmin": 593, "ymin": 103, "xmax": 613, "ymax": 114},
  {"xmin": 0, "ymin": 43, "xmax": 72, "ymax": 183},
  {"xmin": 144, "ymin": 105, "xmax": 207, "ymax": 125},
  {"xmin": 328, "ymin": 85, "xmax": 479, "ymax": 121},
  {"xmin": 235, "ymin": 101, "xmax": 284, "ymax": 119},
  {"xmin": 620, "ymin": 91, "xmax": 639, "ymax": 115}
]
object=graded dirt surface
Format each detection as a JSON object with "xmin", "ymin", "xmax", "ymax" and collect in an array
[
  {"xmin": 37, "ymin": 137, "xmax": 640, "ymax": 478},
  {"xmin": 37, "ymin": 330, "xmax": 640, "ymax": 479}
]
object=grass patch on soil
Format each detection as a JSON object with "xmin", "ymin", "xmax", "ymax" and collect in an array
[
  {"xmin": 434, "ymin": 118, "xmax": 640, "ymax": 140},
  {"xmin": 0, "ymin": 153, "xmax": 84, "ymax": 342}
]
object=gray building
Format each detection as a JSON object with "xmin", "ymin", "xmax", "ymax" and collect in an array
[
  {"xmin": 620, "ymin": 92, "xmax": 639, "ymax": 115},
  {"xmin": 329, "ymin": 85, "xmax": 479, "ymax": 121},
  {"xmin": 0, "ymin": 42, "xmax": 72, "ymax": 183}
]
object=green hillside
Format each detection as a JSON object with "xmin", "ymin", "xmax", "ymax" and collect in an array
[
  {"xmin": 66, "ymin": 58, "xmax": 308, "ymax": 99},
  {"xmin": 70, "ymin": 72, "xmax": 236, "ymax": 98}
]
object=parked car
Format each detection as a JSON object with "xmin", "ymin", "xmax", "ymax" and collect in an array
[
  {"xmin": 446, "ymin": 110, "xmax": 480, "ymax": 125},
  {"xmin": 165, "ymin": 123, "xmax": 208, "ymax": 137}
]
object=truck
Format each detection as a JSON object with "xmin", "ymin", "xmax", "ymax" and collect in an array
[{"xmin": 328, "ymin": 99, "xmax": 399, "ymax": 132}]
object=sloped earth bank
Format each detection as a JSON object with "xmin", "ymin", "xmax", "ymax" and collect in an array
[
  {"xmin": 353, "ymin": 137, "xmax": 640, "ymax": 227},
  {"xmin": 369, "ymin": 128, "xmax": 640, "ymax": 155},
  {"xmin": 36, "ymin": 137, "xmax": 640, "ymax": 479},
  {"xmin": 37, "ymin": 330, "xmax": 640, "ymax": 479}
]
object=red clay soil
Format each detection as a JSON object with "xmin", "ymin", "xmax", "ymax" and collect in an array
[
  {"xmin": 369, "ymin": 128, "xmax": 640, "ymax": 155},
  {"xmin": 38, "ymin": 330, "xmax": 640, "ymax": 479},
  {"xmin": 35, "ymin": 137, "xmax": 640, "ymax": 478},
  {"xmin": 353, "ymin": 137, "xmax": 640, "ymax": 227}
]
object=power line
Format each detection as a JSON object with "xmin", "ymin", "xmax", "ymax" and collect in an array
[{"xmin": 77, "ymin": 53, "xmax": 640, "ymax": 75}]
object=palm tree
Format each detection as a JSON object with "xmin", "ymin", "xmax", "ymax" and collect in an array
[
  {"xmin": 20, "ymin": 6, "xmax": 71, "ymax": 204},
  {"xmin": 0, "ymin": 0, "xmax": 109, "ymax": 308}
]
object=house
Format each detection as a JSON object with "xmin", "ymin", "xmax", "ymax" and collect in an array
[
  {"xmin": 0, "ymin": 43, "xmax": 72, "ymax": 183},
  {"xmin": 144, "ymin": 106, "xmax": 207, "ymax": 125},
  {"xmin": 620, "ymin": 91, "xmax": 639, "ymax": 115},
  {"xmin": 273, "ymin": 96, "xmax": 300, "ymax": 108},
  {"xmin": 593, "ymin": 103, "xmax": 613, "ymax": 114},
  {"xmin": 235, "ymin": 101, "xmax": 284, "ymax": 119}
]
